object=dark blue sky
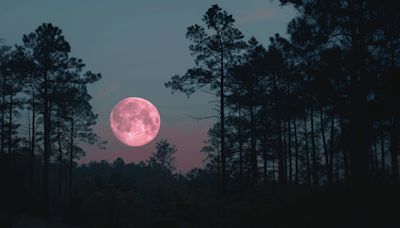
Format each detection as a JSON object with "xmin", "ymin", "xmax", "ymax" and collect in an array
[{"xmin": 1, "ymin": 0, "xmax": 295, "ymax": 171}]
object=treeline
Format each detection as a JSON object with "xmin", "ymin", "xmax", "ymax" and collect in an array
[
  {"xmin": 2, "ymin": 136, "xmax": 203, "ymax": 227},
  {"xmin": 166, "ymin": 1, "xmax": 400, "ymax": 194},
  {"xmin": 0, "ymin": 23, "xmax": 104, "ymax": 215}
]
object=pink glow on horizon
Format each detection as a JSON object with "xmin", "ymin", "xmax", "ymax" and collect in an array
[{"xmin": 80, "ymin": 120, "xmax": 210, "ymax": 172}]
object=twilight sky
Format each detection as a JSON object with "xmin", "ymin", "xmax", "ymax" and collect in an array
[{"xmin": 0, "ymin": 0, "xmax": 295, "ymax": 171}]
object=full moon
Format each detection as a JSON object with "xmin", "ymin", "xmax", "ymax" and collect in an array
[{"xmin": 110, "ymin": 97, "xmax": 160, "ymax": 147}]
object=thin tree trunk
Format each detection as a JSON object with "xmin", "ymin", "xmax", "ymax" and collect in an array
[
  {"xmin": 27, "ymin": 103, "xmax": 31, "ymax": 188},
  {"xmin": 340, "ymin": 115, "xmax": 349, "ymax": 184},
  {"xmin": 389, "ymin": 35, "xmax": 398, "ymax": 184},
  {"xmin": 279, "ymin": 120, "xmax": 286, "ymax": 189},
  {"xmin": 68, "ymin": 116, "xmax": 74, "ymax": 201},
  {"xmin": 1, "ymin": 75, "xmax": 6, "ymax": 155},
  {"xmin": 8, "ymin": 77, "xmax": 15, "ymax": 190},
  {"xmin": 369, "ymin": 144, "xmax": 374, "ymax": 173},
  {"xmin": 304, "ymin": 113, "xmax": 311, "ymax": 187},
  {"xmin": 264, "ymin": 150, "xmax": 267, "ymax": 184},
  {"xmin": 283, "ymin": 119, "xmax": 288, "ymax": 185},
  {"xmin": 273, "ymin": 74, "xmax": 285, "ymax": 190},
  {"xmin": 288, "ymin": 118, "xmax": 292, "ymax": 185},
  {"xmin": 217, "ymin": 147, "xmax": 221, "ymax": 187},
  {"xmin": 238, "ymin": 108, "xmax": 243, "ymax": 193},
  {"xmin": 320, "ymin": 106, "xmax": 331, "ymax": 185},
  {"xmin": 219, "ymin": 42, "xmax": 226, "ymax": 198},
  {"xmin": 380, "ymin": 119, "xmax": 386, "ymax": 178},
  {"xmin": 250, "ymin": 101, "xmax": 257, "ymax": 187},
  {"xmin": 43, "ymin": 71, "xmax": 50, "ymax": 215},
  {"xmin": 293, "ymin": 115, "xmax": 299, "ymax": 186},
  {"xmin": 390, "ymin": 116, "xmax": 398, "ymax": 183},
  {"xmin": 263, "ymin": 109, "xmax": 268, "ymax": 184},
  {"xmin": 336, "ymin": 145, "xmax": 340, "ymax": 182},
  {"xmin": 29, "ymin": 91, "xmax": 35, "ymax": 193},
  {"xmin": 8, "ymin": 87, "xmax": 12, "ymax": 155},
  {"xmin": 57, "ymin": 114, "xmax": 63, "ymax": 194},
  {"xmin": 373, "ymin": 142, "xmax": 378, "ymax": 173},
  {"xmin": 272, "ymin": 158, "xmax": 276, "ymax": 183},
  {"xmin": 310, "ymin": 104, "xmax": 319, "ymax": 186},
  {"xmin": 329, "ymin": 110, "xmax": 335, "ymax": 184}
]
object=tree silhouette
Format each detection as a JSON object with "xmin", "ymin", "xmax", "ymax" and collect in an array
[
  {"xmin": 148, "ymin": 139, "xmax": 177, "ymax": 173},
  {"xmin": 22, "ymin": 24, "xmax": 71, "ymax": 212},
  {"xmin": 22, "ymin": 23, "xmax": 104, "ymax": 213},
  {"xmin": 228, "ymin": 37, "xmax": 266, "ymax": 187},
  {"xmin": 165, "ymin": 4, "xmax": 245, "ymax": 196}
]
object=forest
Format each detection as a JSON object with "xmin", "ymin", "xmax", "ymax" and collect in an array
[{"xmin": 1, "ymin": 0, "xmax": 400, "ymax": 227}]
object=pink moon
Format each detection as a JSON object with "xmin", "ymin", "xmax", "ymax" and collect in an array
[{"xmin": 110, "ymin": 97, "xmax": 161, "ymax": 147}]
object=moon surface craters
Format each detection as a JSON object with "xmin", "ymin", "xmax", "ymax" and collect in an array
[{"xmin": 110, "ymin": 97, "xmax": 160, "ymax": 147}]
